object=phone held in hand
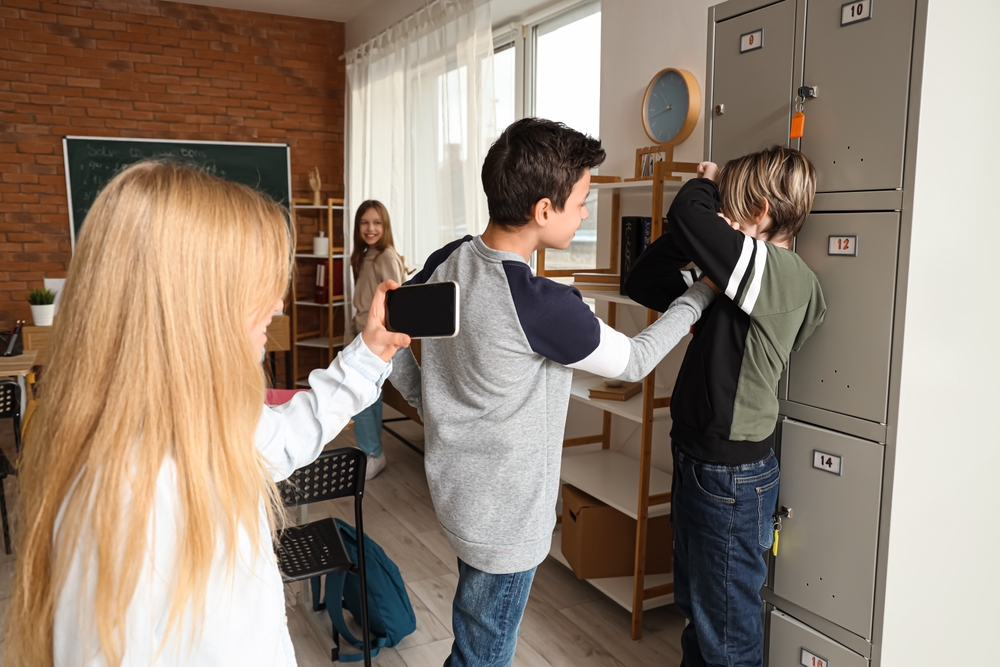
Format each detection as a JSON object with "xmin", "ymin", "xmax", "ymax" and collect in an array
[{"xmin": 385, "ymin": 281, "xmax": 460, "ymax": 339}]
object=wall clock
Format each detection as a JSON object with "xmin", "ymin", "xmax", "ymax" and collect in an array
[{"xmin": 641, "ymin": 68, "xmax": 701, "ymax": 146}]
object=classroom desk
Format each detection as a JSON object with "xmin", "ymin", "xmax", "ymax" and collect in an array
[{"xmin": 0, "ymin": 349, "xmax": 38, "ymax": 420}]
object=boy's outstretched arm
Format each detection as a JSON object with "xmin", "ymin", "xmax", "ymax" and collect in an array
[{"xmin": 505, "ymin": 262, "xmax": 715, "ymax": 383}]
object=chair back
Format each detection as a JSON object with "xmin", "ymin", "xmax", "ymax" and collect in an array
[
  {"xmin": 279, "ymin": 447, "xmax": 366, "ymax": 507},
  {"xmin": 0, "ymin": 381, "xmax": 19, "ymax": 421}
]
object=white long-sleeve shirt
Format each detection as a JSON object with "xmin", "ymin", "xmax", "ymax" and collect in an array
[{"xmin": 53, "ymin": 336, "xmax": 390, "ymax": 667}]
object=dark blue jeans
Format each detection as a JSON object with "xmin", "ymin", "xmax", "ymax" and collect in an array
[
  {"xmin": 673, "ymin": 445, "xmax": 780, "ymax": 667},
  {"xmin": 444, "ymin": 559, "xmax": 537, "ymax": 667}
]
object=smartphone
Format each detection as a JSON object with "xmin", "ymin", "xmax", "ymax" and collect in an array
[{"xmin": 385, "ymin": 281, "xmax": 460, "ymax": 339}]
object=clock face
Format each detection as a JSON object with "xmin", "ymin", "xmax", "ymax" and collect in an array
[{"xmin": 643, "ymin": 69, "xmax": 692, "ymax": 145}]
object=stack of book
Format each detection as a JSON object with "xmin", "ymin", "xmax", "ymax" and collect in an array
[{"xmin": 571, "ymin": 272, "xmax": 620, "ymax": 292}]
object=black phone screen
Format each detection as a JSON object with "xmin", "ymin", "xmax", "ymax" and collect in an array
[{"xmin": 384, "ymin": 281, "xmax": 459, "ymax": 338}]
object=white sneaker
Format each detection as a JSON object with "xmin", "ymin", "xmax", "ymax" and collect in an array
[{"xmin": 365, "ymin": 453, "xmax": 386, "ymax": 480}]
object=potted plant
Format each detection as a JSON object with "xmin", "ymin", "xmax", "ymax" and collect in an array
[{"xmin": 27, "ymin": 288, "xmax": 56, "ymax": 326}]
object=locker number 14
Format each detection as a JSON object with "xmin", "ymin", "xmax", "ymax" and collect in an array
[
  {"xmin": 801, "ymin": 648, "xmax": 830, "ymax": 667},
  {"xmin": 813, "ymin": 450, "xmax": 843, "ymax": 476}
]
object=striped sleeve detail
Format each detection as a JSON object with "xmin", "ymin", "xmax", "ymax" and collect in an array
[
  {"xmin": 724, "ymin": 235, "xmax": 755, "ymax": 300},
  {"xmin": 739, "ymin": 240, "xmax": 768, "ymax": 314}
]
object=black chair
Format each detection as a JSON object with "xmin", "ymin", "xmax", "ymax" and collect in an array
[
  {"xmin": 0, "ymin": 380, "xmax": 20, "ymax": 555},
  {"xmin": 277, "ymin": 447, "xmax": 371, "ymax": 665}
]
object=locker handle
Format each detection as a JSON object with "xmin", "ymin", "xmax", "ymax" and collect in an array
[{"xmin": 776, "ymin": 506, "xmax": 792, "ymax": 519}]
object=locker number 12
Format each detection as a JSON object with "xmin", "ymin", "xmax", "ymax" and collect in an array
[
  {"xmin": 828, "ymin": 235, "xmax": 858, "ymax": 256},
  {"xmin": 813, "ymin": 450, "xmax": 843, "ymax": 476},
  {"xmin": 801, "ymin": 648, "xmax": 830, "ymax": 667}
]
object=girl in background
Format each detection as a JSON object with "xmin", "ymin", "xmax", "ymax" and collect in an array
[
  {"xmin": 349, "ymin": 200, "xmax": 406, "ymax": 480},
  {"xmin": 5, "ymin": 161, "xmax": 408, "ymax": 667}
]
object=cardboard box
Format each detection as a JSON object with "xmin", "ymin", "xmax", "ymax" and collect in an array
[{"xmin": 561, "ymin": 483, "xmax": 672, "ymax": 580}]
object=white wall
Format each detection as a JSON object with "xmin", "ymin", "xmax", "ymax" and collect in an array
[
  {"xmin": 599, "ymin": 0, "xmax": 716, "ymax": 176},
  {"xmin": 880, "ymin": 0, "xmax": 1000, "ymax": 662}
]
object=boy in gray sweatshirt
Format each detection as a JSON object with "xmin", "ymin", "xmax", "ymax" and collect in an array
[{"xmin": 389, "ymin": 117, "xmax": 717, "ymax": 667}]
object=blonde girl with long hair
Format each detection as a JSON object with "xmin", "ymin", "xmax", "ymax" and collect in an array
[
  {"xmin": 348, "ymin": 200, "xmax": 406, "ymax": 480},
  {"xmin": 5, "ymin": 161, "xmax": 409, "ymax": 667}
]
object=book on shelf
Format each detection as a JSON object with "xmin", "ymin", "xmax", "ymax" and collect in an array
[
  {"xmin": 572, "ymin": 272, "xmax": 620, "ymax": 285},
  {"xmin": 619, "ymin": 216, "xmax": 667, "ymax": 295},
  {"xmin": 588, "ymin": 381, "xmax": 642, "ymax": 401}
]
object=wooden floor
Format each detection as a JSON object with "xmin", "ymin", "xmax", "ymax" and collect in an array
[{"xmin": 0, "ymin": 407, "xmax": 687, "ymax": 666}]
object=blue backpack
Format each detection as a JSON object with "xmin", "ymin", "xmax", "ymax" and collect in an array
[{"xmin": 310, "ymin": 519, "xmax": 416, "ymax": 662}]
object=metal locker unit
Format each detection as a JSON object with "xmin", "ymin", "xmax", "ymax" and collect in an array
[
  {"xmin": 799, "ymin": 0, "xmax": 917, "ymax": 193},
  {"xmin": 772, "ymin": 420, "xmax": 883, "ymax": 639},
  {"xmin": 769, "ymin": 610, "xmax": 868, "ymax": 667},
  {"xmin": 705, "ymin": 0, "xmax": 929, "ymax": 664},
  {"xmin": 707, "ymin": 0, "xmax": 797, "ymax": 165},
  {"xmin": 785, "ymin": 212, "xmax": 900, "ymax": 423}
]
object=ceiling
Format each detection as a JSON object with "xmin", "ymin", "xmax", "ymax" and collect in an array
[
  {"xmin": 174, "ymin": 0, "xmax": 379, "ymax": 23},
  {"xmin": 175, "ymin": 0, "xmax": 547, "ymax": 27}
]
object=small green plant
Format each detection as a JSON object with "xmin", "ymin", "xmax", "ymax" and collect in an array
[{"xmin": 27, "ymin": 288, "xmax": 56, "ymax": 305}]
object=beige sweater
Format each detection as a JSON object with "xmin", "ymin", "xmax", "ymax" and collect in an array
[{"xmin": 350, "ymin": 246, "xmax": 406, "ymax": 341}]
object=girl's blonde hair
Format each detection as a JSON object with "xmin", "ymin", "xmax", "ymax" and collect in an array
[
  {"xmin": 5, "ymin": 160, "xmax": 294, "ymax": 667},
  {"xmin": 717, "ymin": 146, "xmax": 817, "ymax": 242},
  {"xmin": 350, "ymin": 200, "xmax": 398, "ymax": 280}
]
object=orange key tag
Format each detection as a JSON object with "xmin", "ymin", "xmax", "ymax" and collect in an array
[{"xmin": 790, "ymin": 110, "xmax": 805, "ymax": 139}]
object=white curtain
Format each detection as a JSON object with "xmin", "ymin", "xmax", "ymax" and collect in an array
[{"xmin": 345, "ymin": 0, "xmax": 495, "ymax": 282}]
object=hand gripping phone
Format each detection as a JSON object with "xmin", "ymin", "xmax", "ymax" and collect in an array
[{"xmin": 384, "ymin": 281, "xmax": 460, "ymax": 339}]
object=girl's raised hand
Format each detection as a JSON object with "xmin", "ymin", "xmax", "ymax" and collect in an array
[{"xmin": 361, "ymin": 280, "xmax": 411, "ymax": 362}]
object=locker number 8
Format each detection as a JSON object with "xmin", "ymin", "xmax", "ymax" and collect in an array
[
  {"xmin": 841, "ymin": 0, "xmax": 872, "ymax": 25},
  {"xmin": 801, "ymin": 648, "xmax": 830, "ymax": 667}
]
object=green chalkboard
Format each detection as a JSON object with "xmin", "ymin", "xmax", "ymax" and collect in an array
[{"xmin": 63, "ymin": 136, "xmax": 291, "ymax": 249}]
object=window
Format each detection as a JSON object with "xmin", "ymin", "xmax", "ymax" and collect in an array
[
  {"xmin": 493, "ymin": 41, "xmax": 517, "ymax": 134},
  {"xmin": 531, "ymin": 2, "xmax": 602, "ymax": 271}
]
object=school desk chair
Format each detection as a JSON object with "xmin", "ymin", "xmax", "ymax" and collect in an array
[{"xmin": 276, "ymin": 447, "xmax": 372, "ymax": 666}]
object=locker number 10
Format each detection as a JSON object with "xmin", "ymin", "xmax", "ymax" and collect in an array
[
  {"xmin": 841, "ymin": 0, "xmax": 872, "ymax": 25},
  {"xmin": 801, "ymin": 648, "xmax": 830, "ymax": 667}
]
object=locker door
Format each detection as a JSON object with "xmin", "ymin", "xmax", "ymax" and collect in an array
[
  {"xmin": 772, "ymin": 421, "xmax": 883, "ymax": 639},
  {"xmin": 769, "ymin": 610, "xmax": 868, "ymax": 667},
  {"xmin": 786, "ymin": 212, "xmax": 899, "ymax": 423},
  {"xmin": 710, "ymin": 0, "xmax": 796, "ymax": 165},
  {"xmin": 800, "ymin": 0, "xmax": 916, "ymax": 192}
]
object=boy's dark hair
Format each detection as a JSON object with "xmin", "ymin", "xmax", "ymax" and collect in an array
[{"xmin": 482, "ymin": 118, "xmax": 606, "ymax": 227}]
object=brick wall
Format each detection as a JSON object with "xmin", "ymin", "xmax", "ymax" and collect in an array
[{"xmin": 0, "ymin": 0, "xmax": 346, "ymax": 328}]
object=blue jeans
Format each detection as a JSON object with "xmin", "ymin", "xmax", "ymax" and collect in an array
[
  {"xmin": 444, "ymin": 559, "xmax": 537, "ymax": 667},
  {"xmin": 673, "ymin": 445, "xmax": 780, "ymax": 667},
  {"xmin": 352, "ymin": 396, "xmax": 383, "ymax": 457}
]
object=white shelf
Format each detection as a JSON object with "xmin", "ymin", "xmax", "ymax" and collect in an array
[
  {"xmin": 549, "ymin": 528, "xmax": 674, "ymax": 611},
  {"xmin": 570, "ymin": 371, "xmax": 670, "ymax": 424},
  {"xmin": 295, "ymin": 337, "xmax": 343, "ymax": 349},
  {"xmin": 294, "ymin": 299, "xmax": 344, "ymax": 308},
  {"xmin": 295, "ymin": 379, "xmax": 310, "ymax": 388},
  {"xmin": 293, "ymin": 204, "xmax": 345, "ymax": 210},
  {"xmin": 295, "ymin": 253, "xmax": 344, "ymax": 259},
  {"xmin": 590, "ymin": 179, "xmax": 685, "ymax": 193},
  {"xmin": 561, "ymin": 449, "xmax": 672, "ymax": 520}
]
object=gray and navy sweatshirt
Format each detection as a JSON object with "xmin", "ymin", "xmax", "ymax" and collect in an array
[{"xmin": 389, "ymin": 235, "xmax": 714, "ymax": 574}]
